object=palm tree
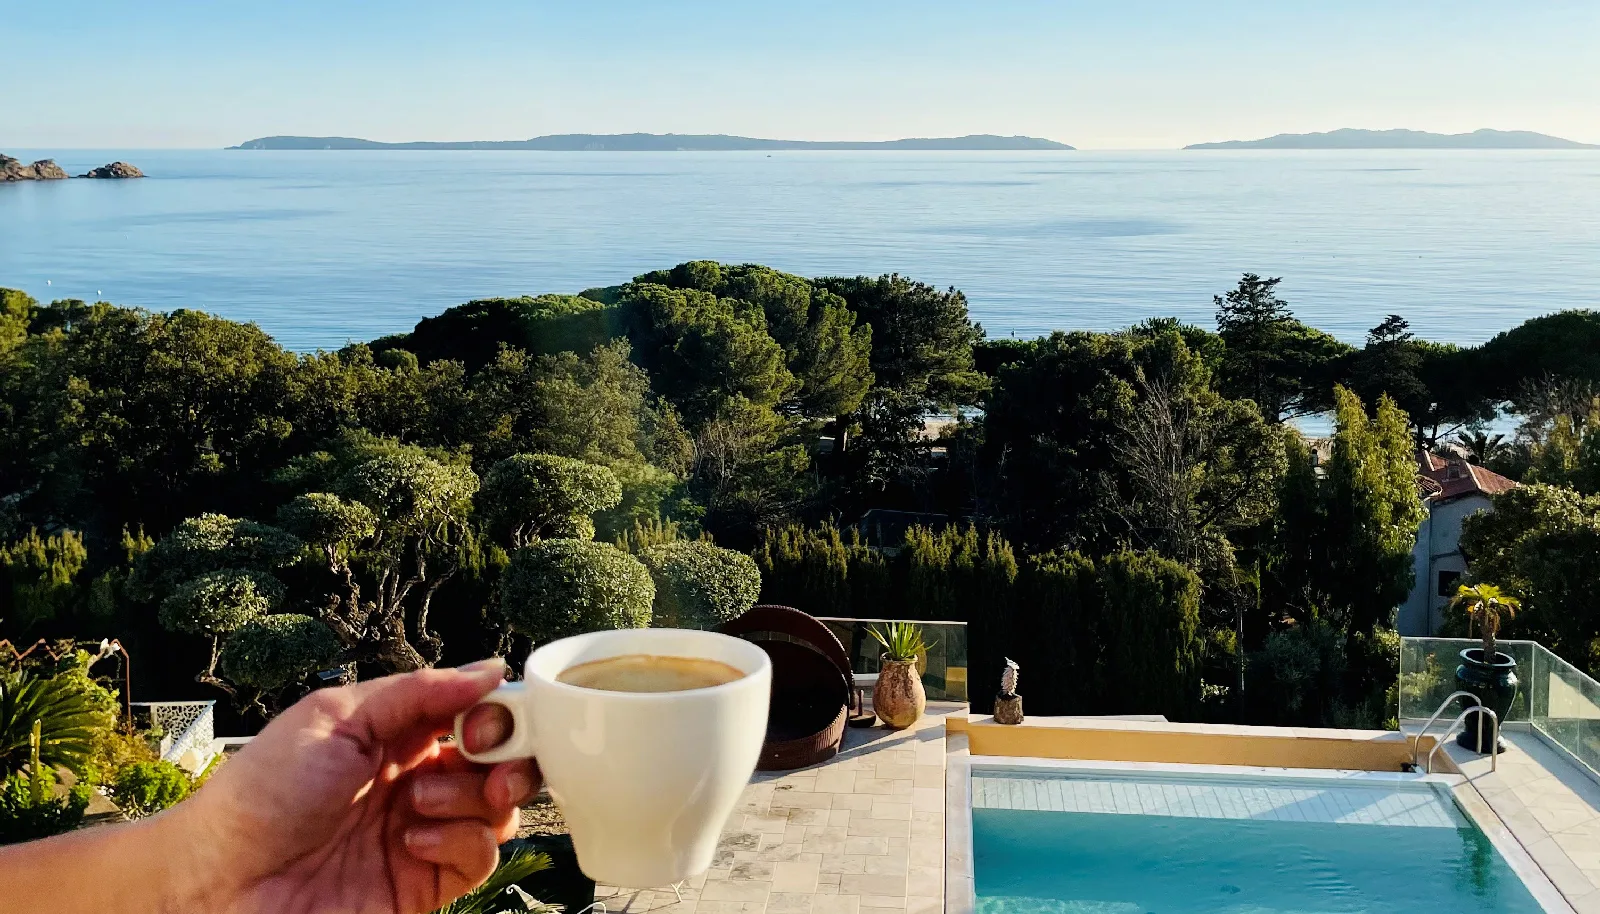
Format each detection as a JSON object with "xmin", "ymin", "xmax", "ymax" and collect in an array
[
  {"xmin": 1453, "ymin": 430, "xmax": 1508, "ymax": 466},
  {"xmin": 1448, "ymin": 583, "xmax": 1520, "ymax": 660}
]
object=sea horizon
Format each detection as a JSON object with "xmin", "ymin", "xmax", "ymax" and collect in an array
[{"xmin": 4, "ymin": 148, "xmax": 1598, "ymax": 353}]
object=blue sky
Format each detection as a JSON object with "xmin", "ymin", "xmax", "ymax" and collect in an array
[{"xmin": 5, "ymin": 0, "xmax": 1597, "ymax": 149}]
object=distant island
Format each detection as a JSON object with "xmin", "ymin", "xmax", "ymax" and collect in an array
[
  {"xmin": 229, "ymin": 133, "xmax": 1074, "ymax": 151},
  {"xmin": 1185, "ymin": 128, "xmax": 1598, "ymax": 150},
  {"xmin": 2, "ymin": 154, "xmax": 144, "ymax": 181}
]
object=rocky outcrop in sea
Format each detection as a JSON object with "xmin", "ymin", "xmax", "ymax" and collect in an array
[
  {"xmin": 2, "ymin": 154, "xmax": 145, "ymax": 181},
  {"xmin": 80, "ymin": 162, "xmax": 145, "ymax": 179},
  {"xmin": 1, "ymin": 155, "xmax": 69, "ymax": 181}
]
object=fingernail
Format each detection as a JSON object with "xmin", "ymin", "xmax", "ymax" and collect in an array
[
  {"xmin": 459, "ymin": 657, "xmax": 505, "ymax": 676},
  {"xmin": 412, "ymin": 777, "xmax": 460, "ymax": 811},
  {"xmin": 503, "ymin": 770, "xmax": 532, "ymax": 806},
  {"xmin": 405, "ymin": 826, "xmax": 443, "ymax": 851}
]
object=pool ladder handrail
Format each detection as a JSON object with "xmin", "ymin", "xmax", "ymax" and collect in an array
[
  {"xmin": 1410, "ymin": 691, "xmax": 1481, "ymax": 770},
  {"xmin": 1426, "ymin": 706, "xmax": 1499, "ymax": 774}
]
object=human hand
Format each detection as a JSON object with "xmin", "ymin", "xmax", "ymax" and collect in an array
[{"xmin": 162, "ymin": 659, "xmax": 536, "ymax": 914}]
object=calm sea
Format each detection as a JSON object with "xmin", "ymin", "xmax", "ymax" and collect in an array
[{"xmin": 3, "ymin": 149, "xmax": 1598, "ymax": 353}]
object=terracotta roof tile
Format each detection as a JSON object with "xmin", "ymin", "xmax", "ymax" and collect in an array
[{"xmin": 1416, "ymin": 451, "xmax": 1518, "ymax": 502}]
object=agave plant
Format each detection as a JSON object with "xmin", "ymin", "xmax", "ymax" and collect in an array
[
  {"xmin": 1449, "ymin": 583, "xmax": 1520, "ymax": 660},
  {"xmin": 435, "ymin": 847, "xmax": 557, "ymax": 914},
  {"xmin": 868, "ymin": 622, "xmax": 933, "ymax": 663}
]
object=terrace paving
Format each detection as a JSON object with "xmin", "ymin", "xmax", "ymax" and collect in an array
[
  {"xmin": 593, "ymin": 703, "xmax": 964, "ymax": 914},
  {"xmin": 1448, "ymin": 729, "xmax": 1600, "ymax": 914}
]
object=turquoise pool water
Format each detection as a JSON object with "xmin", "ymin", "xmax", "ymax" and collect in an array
[{"xmin": 973, "ymin": 776, "xmax": 1546, "ymax": 913}]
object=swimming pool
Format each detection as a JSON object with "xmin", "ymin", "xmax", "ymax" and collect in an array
[{"xmin": 969, "ymin": 763, "xmax": 1553, "ymax": 913}]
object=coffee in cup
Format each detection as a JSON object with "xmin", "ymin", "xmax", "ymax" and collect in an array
[
  {"xmin": 454, "ymin": 628, "xmax": 771, "ymax": 888},
  {"xmin": 555, "ymin": 654, "xmax": 746, "ymax": 692}
]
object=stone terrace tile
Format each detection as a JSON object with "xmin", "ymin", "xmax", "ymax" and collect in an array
[
  {"xmin": 1449, "ymin": 728, "xmax": 1600, "ymax": 913},
  {"xmin": 594, "ymin": 704, "xmax": 961, "ymax": 914}
]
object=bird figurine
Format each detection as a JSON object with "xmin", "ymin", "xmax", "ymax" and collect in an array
[{"xmin": 1000, "ymin": 658, "xmax": 1019, "ymax": 698}]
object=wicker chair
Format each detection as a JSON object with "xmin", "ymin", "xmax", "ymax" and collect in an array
[{"xmin": 719, "ymin": 605, "xmax": 857, "ymax": 770}]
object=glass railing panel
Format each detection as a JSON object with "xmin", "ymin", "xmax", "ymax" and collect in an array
[
  {"xmin": 1398, "ymin": 637, "xmax": 1535, "ymax": 722},
  {"xmin": 817, "ymin": 617, "xmax": 968, "ymax": 702},
  {"xmin": 1528, "ymin": 643, "xmax": 1600, "ymax": 779}
]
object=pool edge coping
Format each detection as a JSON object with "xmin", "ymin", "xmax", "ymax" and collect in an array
[{"xmin": 950, "ymin": 754, "xmax": 1575, "ymax": 914}]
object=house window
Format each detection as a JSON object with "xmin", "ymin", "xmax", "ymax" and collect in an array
[{"xmin": 1437, "ymin": 570, "xmax": 1462, "ymax": 598}]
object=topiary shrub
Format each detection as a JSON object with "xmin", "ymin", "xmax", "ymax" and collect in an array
[
  {"xmin": 131, "ymin": 514, "xmax": 302, "ymax": 601},
  {"xmin": 276, "ymin": 492, "xmax": 378, "ymax": 554},
  {"xmin": 158, "ymin": 568, "xmax": 283, "ymax": 637},
  {"xmin": 499, "ymin": 539, "xmax": 653, "ymax": 643},
  {"xmin": 108, "ymin": 760, "xmax": 191, "ymax": 819},
  {"xmin": 480, "ymin": 454, "xmax": 622, "ymax": 546},
  {"xmin": 639, "ymin": 541, "xmax": 760, "ymax": 629},
  {"xmin": 219, "ymin": 614, "xmax": 344, "ymax": 691}
]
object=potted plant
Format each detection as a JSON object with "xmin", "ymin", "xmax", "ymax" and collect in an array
[
  {"xmin": 868, "ymin": 622, "xmax": 930, "ymax": 730},
  {"xmin": 1448, "ymin": 583, "xmax": 1520, "ymax": 753}
]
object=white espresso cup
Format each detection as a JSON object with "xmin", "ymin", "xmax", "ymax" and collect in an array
[{"xmin": 454, "ymin": 628, "xmax": 772, "ymax": 888}]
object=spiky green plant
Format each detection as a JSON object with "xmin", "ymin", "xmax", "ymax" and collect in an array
[
  {"xmin": 1449, "ymin": 583, "xmax": 1520, "ymax": 660},
  {"xmin": 435, "ymin": 847, "xmax": 557, "ymax": 914},
  {"xmin": 868, "ymin": 622, "xmax": 933, "ymax": 663},
  {"xmin": 0, "ymin": 668, "xmax": 116, "ymax": 779}
]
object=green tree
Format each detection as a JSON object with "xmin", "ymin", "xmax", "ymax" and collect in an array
[
  {"xmin": 1460, "ymin": 485, "xmax": 1600, "ymax": 672},
  {"xmin": 378, "ymin": 294, "xmax": 618, "ymax": 371},
  {"xmin": 478, "ymin": 454, "xmax": 622, "ymax": 547},
  {"xmin": 158, "ymin": 568, "xmax": 284, "ymax": 689},
  {"xmin": 636, "ymin": 263, "xmax": 874, "ymax": 419},
  {"xmin": 0, "ymin": 529, "xmax": 89, "ymax": 634},
  {"xmin": 1213, "ymin": 274, "xmax": 1351, "ymax": 421},
  {"xmin": 219, "ymin": 613, "xmax": 344, "ymax": 696},
  {"xmin": 1265, "ymin": 387, "xmax": 1425, "ymax": 634},
  {"xmin": 639, "ymin": 541, "xmax": 761, "ymax": 629},
  {"xmin": 498, "ymin": 539, "xmax": 654, "ymax": 644},
  {"xmin": 130, "ymin": 514, "xmax": 302, "ymax": 603},
  {"xmin": 619, "ymin": 283, "xmax": 798, "ymax": 426},
  {"xmin": 325, "ymin": 448, "xmax": 480, "ymax": 670}
]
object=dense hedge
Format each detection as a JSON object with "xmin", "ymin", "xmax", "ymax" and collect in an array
[
  {"xmin": 499, "ymin": 539, "xmax": 654, "ymax": 643},
  {"xmin": 639, "ymin": 541, "xmax": 761, "ymax": 629},
  {"xmin": 756, "ymin": 523, "xmax": 1204, "ymax": 720}
]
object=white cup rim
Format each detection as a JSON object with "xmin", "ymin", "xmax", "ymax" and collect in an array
[{"xmin": 525, "ymin": 627, "xmax": 772, "ymax": 701}]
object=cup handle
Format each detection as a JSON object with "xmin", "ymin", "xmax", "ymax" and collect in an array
[{"xmin": 453, "ymin": 681, "xmax": 536, "ymax": 764}]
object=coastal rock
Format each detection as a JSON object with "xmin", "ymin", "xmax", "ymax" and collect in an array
[
  {"xmin": 1, "ymin": 154, "xmax": 70, "ymax": 181},
  {"xmin": 80, "ymin": 162, "xmax": 145, "ymax": 179}
]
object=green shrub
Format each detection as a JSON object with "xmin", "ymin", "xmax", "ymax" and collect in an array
[
  {"xmin": 219, "ymin": 614, "xmax": 343, "ymax": 691},
  {"xmin": 0, "ymin": 527, "xmax": 89, "ymax": 633},
  {"xmin": 640, "ymin": 541, "xmax": 761, "ymax": 629},
  {"xmin": 0, "ymin": 769, "xmax": 90, "ymax": 844},
  {"xmin": 276, "ymin": 492, "xmax": 378, "ymax": 551},
  {"xmin": 131, "ymin": 514, "xmax": 302, "ymax": 601},
  {"xmin": 500, "ymin": 539, "xmax": 653, "ymax": 643},
  {"xmin": 108, "ymin": 760, "xmax": 191, "ymax": 819},
  {"xmin": 158, "ymin": 568, "xmax": 283, "ymax": 636},
  {"xmin": 480, "ymin": 453, "xmax": 622, "ymax": 546}
]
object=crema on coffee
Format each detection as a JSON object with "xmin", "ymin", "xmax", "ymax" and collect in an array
[{"xmin": 556, "ymin": 654, "xmax": 746, "ymax": 693}]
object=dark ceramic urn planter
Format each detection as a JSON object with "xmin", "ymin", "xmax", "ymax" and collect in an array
[{"xmin": 1454, "ymin": 648, "xmax": 1518, "ymax": 753}]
